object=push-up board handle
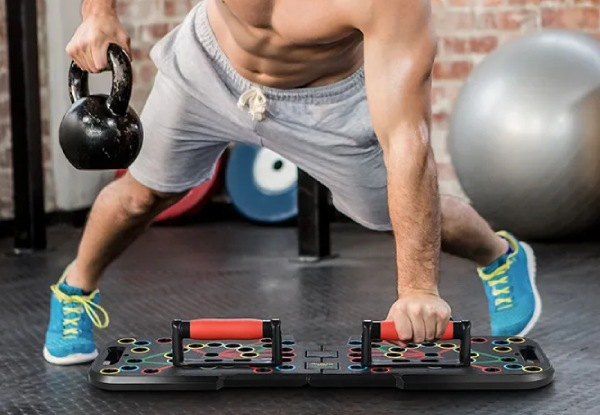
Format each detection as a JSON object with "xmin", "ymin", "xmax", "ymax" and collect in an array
[
  {"xmin": 377, "ymin": 320, "xmax": 456, "ymax": 341},
  {"xmin": 362, "ymin": 320, "xmax": 472, "ymax": 368},
  {"xmin": 171, "ymin": 318, "xmax": 283, "ymax": 367},
  {"xmin": 188, "ymin": 319, "xmax": 269, "ymax": 340}
]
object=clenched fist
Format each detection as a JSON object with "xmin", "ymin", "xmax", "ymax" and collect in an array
[
  {"xmin": 66, "ymin": 13, "xmax": 131, "ymax": 73},
  {"xmin": 386, "ymin": 289, "xmax": 451, "ymax": 345}
]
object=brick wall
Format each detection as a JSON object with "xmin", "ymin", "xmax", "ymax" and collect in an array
[
  {"xmin": 0, "ymin": 0, "xmax": 598, "ymax": 219},
  {"xmin": 0, "ymin": 0, "xmax": 54, "ymax": 219}
]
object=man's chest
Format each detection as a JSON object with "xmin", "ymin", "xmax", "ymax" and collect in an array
[{"xmin": 221, "ymin": 0, "xmax": 356, "ymax": 44}]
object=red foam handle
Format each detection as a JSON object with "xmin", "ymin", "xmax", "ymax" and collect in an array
[
  {"xmin": 189, "ymin": 319, "xmax": 264, "ymax": 340},
  {"xmin": 380, "ymin": 321, "xmax": 454, "ymax": 341}
]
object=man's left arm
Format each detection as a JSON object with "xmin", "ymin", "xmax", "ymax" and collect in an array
[{"xmin": 348, "ymin": 0, "xmax": 451, "ymax": 343}]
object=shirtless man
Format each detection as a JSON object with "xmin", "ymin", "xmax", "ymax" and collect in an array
[{"xmin": 43, "ymin": 0, "xmax": 541, "ymax": 365}]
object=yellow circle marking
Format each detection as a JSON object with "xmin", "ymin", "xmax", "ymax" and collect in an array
[
  {"xmin": 100, "ymin": 368, "xmax": 121, "ymax": 375},
  {"xmin": 437, "ymin": 343, "xmax": 457, "ymax": 349},
  {"xmin": 492, "ymin": 346, "xmax": 512, "ymax": 353},
  {"xmin": 131, "ymin": 346, "xmax": 150, "ymax": 354},
  {"xmin": 523, "ymin": 366, "xmax": 543, "ymax": 373},
  {"xmin": 241, "ymin": 352, "xmax": 259, "ymax": 358},
  {"xmin": 187, "ymin": 343, "xmax": 205, "ymax": 349},
  {"xmin": 507, "ymin": 337, "xmax": 526, "ymax": 344},
  {"xmin": 384, "ymin": 352, "xmax": 404, "ymax": 359},
  {"xmin": 117, "ymin": 338, "xmax": 136, "ymax": 344}
]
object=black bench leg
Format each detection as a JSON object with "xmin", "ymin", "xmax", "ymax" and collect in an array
[{"xmin": 296, "ymin": 169, "xmax": 333, "ymax": 262}]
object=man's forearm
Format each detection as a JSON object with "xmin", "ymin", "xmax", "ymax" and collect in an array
[
  {"xmin": 386, "ymin": 125, "xmax": 441, "ymax": 295},
  {"xmin": 82, "ymin": 0, "xmax": 116, "ymax": 17}
]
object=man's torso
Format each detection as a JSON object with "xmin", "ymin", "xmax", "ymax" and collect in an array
[{"xmin": 207, "ymin": 0, "xmax": 364, "ymax": 88}]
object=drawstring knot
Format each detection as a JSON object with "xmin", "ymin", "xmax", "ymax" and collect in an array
[{"xmin": 237, "ymin": 86, "xmax": 267, "ymax": 121}]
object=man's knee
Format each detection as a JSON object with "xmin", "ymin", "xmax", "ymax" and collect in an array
[
  {"xmin": 105, "ymin": 172, "xmax": 187, "ymax": 217},
  {"xmin": 441, "ymin": 195, "xmax": 471, "ymax": 218},
  {"xmin": 440, "ymin": 195, "xmax": 473, "ymax": 236}
]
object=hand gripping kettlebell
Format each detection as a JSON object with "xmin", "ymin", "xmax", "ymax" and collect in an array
[{"xmin": 59, "ymin": 44, "xmax": 143, "ymax": 170}]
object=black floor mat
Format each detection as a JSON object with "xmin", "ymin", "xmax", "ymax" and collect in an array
[{"xmin": 0, "ymin": 222, "xmax": 598, "ymax": 414}]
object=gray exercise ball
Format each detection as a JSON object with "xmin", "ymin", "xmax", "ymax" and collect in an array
[{"xmin": 448, "ymin": 29, "xmax": 600, "ymax": 240}]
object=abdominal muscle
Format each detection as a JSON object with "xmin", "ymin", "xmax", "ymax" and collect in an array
[{"xmin": 206, "ymin": 0, "xmax": 365, "ymax": 88}]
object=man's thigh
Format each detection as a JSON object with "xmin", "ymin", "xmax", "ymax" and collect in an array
[{"xmin": 129, "ymin": 72, "xmax": 257, "ymax": 194}]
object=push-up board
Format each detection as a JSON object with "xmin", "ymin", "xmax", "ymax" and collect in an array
[{"xmin": 89, "ymin": 319, "xmax": 554, "ymax": 391}]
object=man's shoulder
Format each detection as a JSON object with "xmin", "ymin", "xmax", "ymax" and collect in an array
[{"xmin": 333, "ymin": 0, "xmax": 432, "ymax": 31}]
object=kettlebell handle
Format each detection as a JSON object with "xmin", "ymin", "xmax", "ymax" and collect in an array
[{"xmin": 68, "ymin": 43, "xmax": 133, "ymax": 116}]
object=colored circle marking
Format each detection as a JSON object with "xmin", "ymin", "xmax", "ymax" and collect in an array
[
  {"xmin": 241, "ymin": 352, "xmax": 259, "ymax": 358},
  {"xmin": 206, "ymin": 342, "xmax": 224, "ymax": 348},
  {"xmin": 253, "ymin": 367, "xmax": 273, "ymax": 374},
  {"xmin": 438, "ymin": 343, "xmax": 456, "ymax": 349},
  {"xmin": 385, "ymin": 351, "xmax": 403, "ymax": 358},
  {"xmin": 142, "ymin": 368, "xmax": 160, "ymax": 375},
  {"xmin": 100, "ymin": 368, "xmax": 120, "ymax": 375},
  {"xmin": 225, "ymin": 343, "xmax": 241, "ymax": 349},
  {"xmin": 483, "ymin": 367, "xmax": 501, "ymax": 373},
  {"xmin": 117, "ymin": 338, "xmax": 136, "ymax": 345},
  {"xmin": 187, "ymin": 343, "xmax": 204, "ymax": 349},
  {"xmin": 371, "ymin": 367, "xmax": 391, "ymax": 374}
]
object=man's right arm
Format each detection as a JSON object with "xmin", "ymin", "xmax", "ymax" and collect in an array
[
  {"xmin": 67, "ymin": 0, "xmax": 129, "ymax": 72},
  {"xmin": 82, "ymin": 0, "xmax": 116, "ymax": 18}
]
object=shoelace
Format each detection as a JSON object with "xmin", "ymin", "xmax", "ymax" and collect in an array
[
  {"xmin": 51, "ymin": 284, "xmax": 110, "ymax": 337},
  {"xmin": 478, "ymin": 258, "xmax": 516, "ymax": 311},
  {"xmin": 237, "ymin": 86, "xmax": 267, "ymax": 121}
]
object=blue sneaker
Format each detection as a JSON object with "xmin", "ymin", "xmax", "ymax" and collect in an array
[
  {"xmin": 43, "ymin": 267, "xmax": 109, "ymax": 365},
  {"xmin": 477, "ymin": 231, "xmax": 541, "ymax": 336}
]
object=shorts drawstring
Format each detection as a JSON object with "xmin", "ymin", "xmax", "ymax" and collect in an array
[{"xmin": 237, "ymin": 86, "xmax": 267, "ymax": 121}]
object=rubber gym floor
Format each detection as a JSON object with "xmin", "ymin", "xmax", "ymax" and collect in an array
[{"xmin": 1, "ymin": 220, "xmax": 598, "ymax": 414}]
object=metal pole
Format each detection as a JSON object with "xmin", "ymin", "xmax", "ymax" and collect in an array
[
  {"xmin": 297, "ymin": 169, "xmax": 331, "ymax": 261},
  {"xmin": 6, "ymin": 0, "xmax": 47, "ymax": 252}
]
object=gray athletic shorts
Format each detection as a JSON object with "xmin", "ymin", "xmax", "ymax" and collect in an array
[{"xmin": 129, "ymin": 1, "xmax": 392, "ymax": 231}]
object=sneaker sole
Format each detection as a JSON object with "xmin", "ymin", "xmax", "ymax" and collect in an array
[
  {"xmin": 515, "ymin": 242, "xmax": 542, "ymax": 337},
  {"xmin": 43, "ymin": 347, "xmax": 98, "ymax": 366}
]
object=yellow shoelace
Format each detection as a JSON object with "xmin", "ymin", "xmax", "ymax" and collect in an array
[
  {"xmin": 51, "ymin": 284, "xmax": 110, "ymax": 337},
  {"xmin": 478, "ymin": 259, "xmax": 515, "ymax": 311},
  {"xmin": 478, "ymin": 231, "xmax": 518, "ymax": 311}
]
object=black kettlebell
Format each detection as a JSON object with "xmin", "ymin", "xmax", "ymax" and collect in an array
[{"xmin": 59, "ymin": 44, "xmax": 143, "ymax": 170}]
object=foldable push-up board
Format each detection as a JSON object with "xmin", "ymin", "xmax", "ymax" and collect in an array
[{"xmin": 89, "ymin": 318, "xmax": 554, "ymax": 391}]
